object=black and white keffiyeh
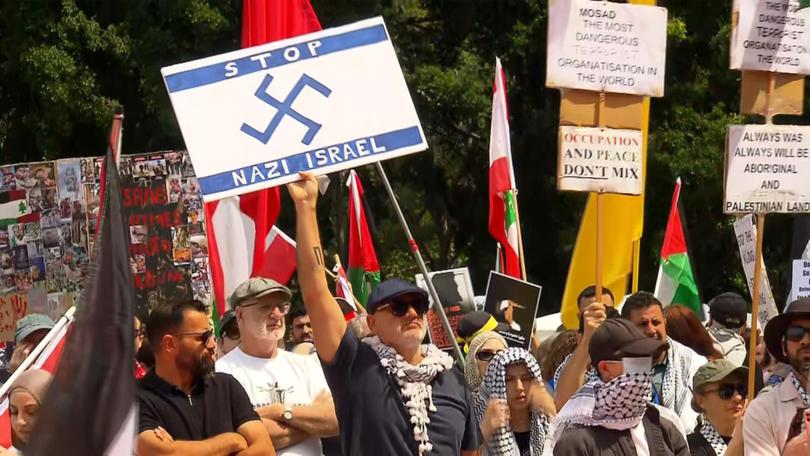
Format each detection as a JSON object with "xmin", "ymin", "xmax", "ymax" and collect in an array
[
  {"xmin": 699, "ymin": 419, "xmax": 728, "ymax": 456},
  {"xmin": 660, "ymin": 337, "xmax": 694, "ymax": 415},
  {"xmin": 789, "ymin": 370, "xmax": 810, "ymax": 406},
  {"xmin": 363, "ymin": 335, "xmax": 454, "ymax": 455},
  {"xmin": 543, "ymin": 371, "xmax": 653, "ymax": 455},
  {"xmin": 474, "ymin": 347, "xmax": 551, "ymax": 456}
]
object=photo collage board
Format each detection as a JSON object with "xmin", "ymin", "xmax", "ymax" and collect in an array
[{"xmin": 0, "ymin": 150, "xmax": 211, "ymax": 336}]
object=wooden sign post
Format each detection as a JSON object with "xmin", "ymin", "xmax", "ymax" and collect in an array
[
  {"xmin": 728, "ymin": 0, "xmax": 810, "ymax": 402},
  {"xmin": 548, "ymin": 0, "xmax": 666, "ymax": 301}
]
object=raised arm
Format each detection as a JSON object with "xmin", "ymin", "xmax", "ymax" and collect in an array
[
  {"xmin": 288, "ymin": 173, "xmax": 347, "ymax": 363},
  {"xmin": 554, "ymin": 301, "xmax": 605, "ymax": 410}
]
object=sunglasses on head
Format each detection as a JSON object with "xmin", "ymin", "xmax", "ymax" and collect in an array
[
  {"xmin": 376, "ymin": 297, "xmax": 429, "ymax": 317},
  {"xmin": 704, "ymin": 383, "xmax": 747, "ymax": 400},
  {"xmin": 475, "ymin": 349, "xmax": 504, "ymax": 362},
  {"xmin": 786, "ymin": 325, "xmax": 810, "ymax": 342}
]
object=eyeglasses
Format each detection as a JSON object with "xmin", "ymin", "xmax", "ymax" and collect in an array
[
  {"xmin": 241, "ymin": 300, "xmax": 291, "ymax": 316},
  {"xmin": 475, "ymin": 349, "xmax": 504, "ymax": 362},
  {"xmin": 786, "ymin": 326, "xmax": 810, "ymax": 342},
  {"xmin": 704, "ymin": 383, "xmax": 747, "ymax": 400},
  {"xmin": 376, "ymin": 298, "xmax": 429, "ymax": 318},
  {"xmin": 175, "ymin": 329, "xmax": 214, "ymax": 344}
]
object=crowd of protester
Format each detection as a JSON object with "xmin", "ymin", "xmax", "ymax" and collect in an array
[{"xmin": 4, "ymin": 172, "xmax": 810, "ymax": 455}]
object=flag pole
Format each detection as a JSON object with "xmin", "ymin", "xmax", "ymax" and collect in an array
[
  {"xmin": 0, "ymin": 307, "xmax": 76, "ymax": 399},
  {"xmin": 595, "ymin": 91, "xmax": 607, "ymax": 302},
  {"xmin": 374, "ymin": 162, "xmax": 465, "ymax": 366},
  {"xmin": 512, "ymin": 189, "xmax": 528, "ymax": 281}
]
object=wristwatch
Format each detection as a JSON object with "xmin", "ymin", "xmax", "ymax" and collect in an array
[{"xmin": 282, "ymin": 405, "xmax": 293, "ymax": 422}]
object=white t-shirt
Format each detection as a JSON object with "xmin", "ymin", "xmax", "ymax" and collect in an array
[{"xmin": 216, "ymin": 346, "xmax": 330, "ymax": 456}]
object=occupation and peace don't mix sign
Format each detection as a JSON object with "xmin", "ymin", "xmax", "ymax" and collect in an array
[{"xmin": 161, "ymin": 17, "xmax": 428, "ymax": 201}]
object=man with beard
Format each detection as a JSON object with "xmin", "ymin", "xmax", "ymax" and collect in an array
[
  {"xmin": 216, "ymin": 277, "xmax": 338, "ymax": 455},
  {"xmin": 135, "ymin": 300, "xmax": 274, "ymax": 456},
  {"xmin": 288, "ymin": 308, "xmax": 314, "ymax": 349},
  {"xmin": 745, "ymin": 297, "xmax": 810, "ymax": 455},
  {"xmin": 551, "ymin": 318, "xmax": 688, "ymax": 455},
  {"xmin": 288, "ymin": 173, "xmax": 482, "ymax": 456}
]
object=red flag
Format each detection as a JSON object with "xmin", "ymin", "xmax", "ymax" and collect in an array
[{"xmin": 207, "ymin": 0, "xmax": 321, "ymax": 320}]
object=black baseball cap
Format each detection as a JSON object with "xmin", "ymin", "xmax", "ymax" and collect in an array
[
  {"xmin": 708, "ymin": 292, "xmax": 748, "ymax": 329},
  {"xmin": 366, "ymin": 279, "xmax": 428, "ymax": 314},
  {"xmin": 457, "ymin": 311, "xmax": 509, "ymax": 339},
  {"xmin": 589, "ymin": 318, "xmax": 667, "ymax": 367}
]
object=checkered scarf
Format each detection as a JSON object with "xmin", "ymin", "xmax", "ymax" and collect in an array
[
  {"xmin": 474, "ymin": 348, "xmax": 550, "ymax": 456},
  {"xmin": 363, "ymin": 335, "xmax": 454, "ymax": 455},
  {"xmin": 699, "ymin": 419, "xmax": 727, "ymax": 456},
  {"xmin": 464, "ymin": 331, "xmax": 507, "ymax": 394},
  {"xmin": 789, "ymin": 370, "xmax": 810, "ymax": 406},
  {"xmin": 660, "ymin": 337, "xmax": 693, "ymax": 415},
  {"xmin": 543, "ymin": 371, "xmax": 653, "ymax": 454}
]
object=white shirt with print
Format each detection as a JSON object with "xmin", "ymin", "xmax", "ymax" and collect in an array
[{"xmin": 216, "ymin": 346, "xmax": 330, "ymax": 456}]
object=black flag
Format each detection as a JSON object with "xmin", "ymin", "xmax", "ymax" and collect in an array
[{"xmin": 28, "ymin": 148, "xmax": 136, "ymax": 455}]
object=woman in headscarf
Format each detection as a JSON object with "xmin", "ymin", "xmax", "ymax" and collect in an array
[
  {"xmin": 475, "ymin": 347, "xmax": 556, "ymax": 455},
  {"xmin": 5, "ymin": 369, "xmax": 53, "ymax": 453},
  {"xmin": 464, "ymin": 331, "xmax": 508, "ymax": 394}
]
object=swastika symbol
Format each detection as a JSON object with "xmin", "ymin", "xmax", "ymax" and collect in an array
[{"xmin": 241, "ymin": 73, "xmax": 331, "ymax": 145}]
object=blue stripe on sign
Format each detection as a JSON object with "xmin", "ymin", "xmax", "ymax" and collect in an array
[
  {"xmin": 199, "ymin": 126, "xmax": 423, "ymax": 196},
  {"xmin": 165, "ymin": 24, "xmax": 388, "ymax": 93}
]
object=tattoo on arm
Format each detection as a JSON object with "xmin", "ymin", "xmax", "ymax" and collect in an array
[{"xmin": 313, "ymin": 246, "xmax": 324, "ymax": 266}]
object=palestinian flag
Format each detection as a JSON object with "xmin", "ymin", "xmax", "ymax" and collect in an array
[
  {"xmin": 334, "ymin": 263, "xmax": 359, "ymax": 321},
  {"xmin": 488, "ymin": 57, "xmax": 521, "ymax": 279},
  {"xmin": 346, "ymin": 170, "xmax": 380, "ymax": 306},
  {"xmin": 654, "ymin": 178, "xmax": 702, "ymax": 316},
  {"xmin": 0, "ymin": 190, "xmax": 31, "ymax": 226},
  {"xmin": 801, "ymin": 0, "xmax": 810, "ymax": 9}
]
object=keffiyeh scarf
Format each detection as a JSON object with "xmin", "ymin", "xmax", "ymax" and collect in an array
[
  {"xmin": 464, "ymin": 331, "xmax": 507, "ymax": 394},
  {"xmin": 474, "ymin": 347, "xmax": 551, "ymax": 456},
  {"xmin": 789, "ymin": 370, "xmax": 810, "ymax": 405},
  {"xmin": 363, "ymin": 335, "xmax": 454, "ymax": 455},
  {"xmin": 659, "ymin": 337, "xmax": 693, "ymax": 415},
  {"xmin": 543, "ymin": 371, "xmax": 653, "ymax": 455},
  {"xmin": 699, "ymin": 419, "xmax": 728, "ymax": 456}
]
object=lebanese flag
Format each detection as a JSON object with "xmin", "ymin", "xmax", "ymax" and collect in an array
[
  {"xmin": 346, "ymin": 170, "xmax": 380, "ymax": 306},
  {"xmin": 334, "ymin": 263, "xmax": 358, "ymax": 321},
  {"xmin": 654, "ymin": 178, "xmax": 702, "ymax": 316},
  {"xmin": 253, "ymin": 225, "xmax": 297, "ymax": 284},
  {"xmin": 206, "ymin": 0, "xmax": 321, "ymax": 321},
  {"xmin": 488, "ymin": 57, "xmax": 520, "ymax": 279}
]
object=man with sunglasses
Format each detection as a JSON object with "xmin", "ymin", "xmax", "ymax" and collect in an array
[
  {"xmin": 136, "ymin": 300, "xmax": 274, "ymax": 455},
  {"xmin": 288, "ymin": 173, "xmax": 482, "ymax": 456},
  {"xmin": 216, "ymin": 277, "xmax": 338, "ymax": 456},
  {"xmin": 745, "ymin": 297, "xmax": 810, "ymax": 455}
]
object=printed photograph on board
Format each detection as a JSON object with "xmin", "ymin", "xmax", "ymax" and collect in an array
[
  {"xmin": 483, "ymin": 271, "xmax": 542, "ymax": 349},
  {"xmin": 172, "ymin": 225, "xmax": 191, "ymax": 265},
  {"xmin": 0, "ymin": 166, "xmax": 15, "ymax": 192}
]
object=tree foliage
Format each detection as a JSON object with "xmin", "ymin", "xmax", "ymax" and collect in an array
[{"xmin": 0, "ymin": 0, "xmax": 801, "ymax": 314}]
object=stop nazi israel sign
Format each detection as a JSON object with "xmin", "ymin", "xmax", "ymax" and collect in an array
[
  {"xmin": 724, "ymin": 124, "xmax": 810, "ymax": 214},
  {"xmin": 161, "ymin": 17, "xmax": 427, "ymax": 201},
  {"xmin": 546, "ymin": 0, "xmax": 668, "ymax": 97},
  {"xmin": 557, "ymin": 126, "xmax": 643, "ymax": 195}
]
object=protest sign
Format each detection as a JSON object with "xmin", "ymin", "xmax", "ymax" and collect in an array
[
  {"xmin": 731, "ymin": 0, "xmax": 810, "ymax": 75},
  {"xmin": 733, "ymin": 214, "xmax": 778, "ymax": 326},
  {"xmin": 161, "ymin": 17, "xmax": 427, "ymax": 201},
  {"xmin": 546, "ymin": 0, "xmax": 668, "ymax": 96},
  {"xmin": 415, "ymin": 268, "xmax": 476, "ymax": 352},
  {"xmin": 0, "ymin": 293, "xmax": 27, "ymax": 341},
  {"xmin": 483, "ymin": 271, "xmax": 542, "ymax": 349},
  {"xmin": 557, "ymin": 126, "xmax": 643, "ymax": 195},
  {"xmin": 792, "ymin": 259, "xmax": 810, "ymax": 300},
  {"xmin": 724, "ymin": 125, "xmax": 810, "ymax": 214}
]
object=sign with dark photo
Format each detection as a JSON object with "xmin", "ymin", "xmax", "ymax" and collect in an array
[
  {"xmin": 483, "ymin": 271, "xmax": 542, "ymax": 349},
  {"xmin": 415, "ymin": 268, "xmax": 476, "ymax": 351}
]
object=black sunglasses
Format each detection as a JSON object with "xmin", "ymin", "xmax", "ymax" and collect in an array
[
  {"xmin": 786, "ymin": 326, "xmax": 810, "ymax": 342},
  {"xmin": 176, "ymin": 329, "xmax": 214, "ymax": 344},
  {"xmin": 705, "ymin": 383, "xmax": 747, "ymax": 400},
  {"xmin": 475, "ymin": 349, "xmax": 503, "ymax": 362},
  {"xmin": 377, "ymin": 298, "xmax": 429, "ymax": 317}
]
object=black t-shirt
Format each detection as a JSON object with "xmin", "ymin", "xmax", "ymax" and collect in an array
[
  {"xmin": 136, "ymin": 369, "xmax": 259, "ymax": 439},
  {"xmin": 321, "ymin": 330, "xmax": 482, "ymax": 455},
  {"xmin": 515, "ymin": 430, "xmax": 530, "ymax": 454}
]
